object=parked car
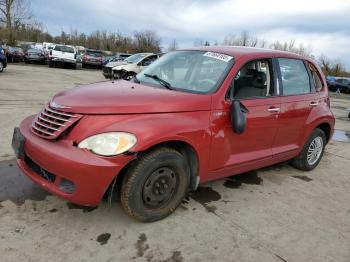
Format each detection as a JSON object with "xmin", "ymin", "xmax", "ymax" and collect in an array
[
  {"xmin": 82, "ymin": 49, "xmax": 103, "ymax": 68},
  {"xmin": 102, "ymin": 53, "xmax": 131, "ymax": 66},
  {"xmin": 0, "ymin": 47, "xmax": 7, "ymax": 72},
  {"xmin": 108, "ymin": 53, "xmax": 159, "ymax": 79},
  {"xmin": 327, "ymin": 78, "xmax": 350, "ymax": 93},
  {"xmin": 6, "ymin": 46, "xmax": 25, "ymax": 62},
  {"xmin": 24, "ymin": 48, "xmax": 46, "ymax": 64},
  {"xmin": 12, "ymin": 47, "xmax": 334, "ymax": 222},
  {"xmin": 48, "ymin": 45, "xmax": 77, "ymax": 68}
]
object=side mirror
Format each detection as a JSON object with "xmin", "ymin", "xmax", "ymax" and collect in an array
[{"xmin": 230, "ymin": 100, "xmax": 247, "ymax": 134}]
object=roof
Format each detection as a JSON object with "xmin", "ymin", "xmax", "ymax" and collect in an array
[{"xmin": 182, "ymin": 46, "xmax": 306, "ymax": 61}]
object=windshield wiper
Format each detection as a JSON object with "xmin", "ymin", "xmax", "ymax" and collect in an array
[{"xmin": 143, "ymin": 73, "xmax": 173, "ymax": 90}]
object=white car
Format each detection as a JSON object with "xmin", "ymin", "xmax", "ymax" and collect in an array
[
  {"xmin": 48, "ymin": 45, "xmax": 77, "ymax": 69},
  {"xmin": 109, "ymin": 53, "xmax": 160, "ymax": 80}
]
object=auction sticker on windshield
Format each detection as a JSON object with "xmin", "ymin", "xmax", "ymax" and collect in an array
[{"xmin": 203, "ymin": 52, "xmax": 233, "ymax": 62}]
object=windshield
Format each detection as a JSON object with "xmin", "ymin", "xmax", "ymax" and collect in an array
[
  {"xmin": 137, "ymin": 50, "xmax": 234, "ymax": 94},
  {"xmin": 125, "ymin": 53, "xmax": 149, "ymax": 64}
]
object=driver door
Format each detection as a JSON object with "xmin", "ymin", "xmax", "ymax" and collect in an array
[{"xmin": 209, "ymin": 59, "xmax": 281, "ymax": 179}]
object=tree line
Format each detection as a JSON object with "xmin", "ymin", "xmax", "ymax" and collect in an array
[
  {"xmin": 0, "ymin": 0, "xmax": 161, "ymax": 53},
  {"xmin": 1, "ymin": 0, "xmax": 349, "ymax": 76},
  {"xmin": 196, "ymin": 32, "xmax": 349, "ymax": 77}
]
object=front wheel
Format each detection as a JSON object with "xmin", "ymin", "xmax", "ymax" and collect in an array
[
  {"xmin": 120, "ymin": 147, "xmax": 190, "ymax": 222},
  {"xmin": 290, "ymin": 128, "xmax": 326, "ymax": 171}
]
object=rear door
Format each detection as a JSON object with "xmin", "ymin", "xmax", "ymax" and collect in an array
[{"xmin": 272, "ymin": 57, "xmax": 319, "ymax": 160}]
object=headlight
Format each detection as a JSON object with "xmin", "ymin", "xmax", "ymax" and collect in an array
[{"xmin": 78, "ymin": 132, "xmax": 137, "ymax": 156}]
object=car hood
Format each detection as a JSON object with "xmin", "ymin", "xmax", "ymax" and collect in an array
[
  {"xmin": 105, "ymin": 61, "xmax": 127, "ymax": 68},
  {"xmin": 51, "ymin": 80, "xmax": 211, "ymax": 114}
]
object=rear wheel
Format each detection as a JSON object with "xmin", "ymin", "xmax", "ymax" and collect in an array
[
  {"xmin": 290, "ymin": 128, "xmax": 326, "ymax": 171},
  {"xmin": 0, "ymin": 61, "xmax": 3, "ymax": 72},
  {"xmin": 120, "ymin": 147, "xmax": 190, "ymax": 222}
]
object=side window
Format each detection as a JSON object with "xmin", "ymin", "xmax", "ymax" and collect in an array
[
  {"xmin": 230, "ymin": 59, "xmax": 274, "ymax": 99},
  {"xmin": 278, "ymin": 58, "xmax": 311, "ymax": 95},
  {"xmin": 142, "ymin": 55, "xmax": 157, "ymax": 66},
  {"xmin": 307, "ymin": 62, "xmax": 323, "ymax": 92}
]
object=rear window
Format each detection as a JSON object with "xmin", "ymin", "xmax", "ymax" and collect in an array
[
  {"xmin": 278, "ymin": 58, "xmax": 311, "ymax": 95},
  {"xmin": 86, "ymin": 50, "xmax": 102, "ymax": 57},
  {"xmin": 54, "ymin": 45, "xmax": 75, "ymax": 53},
  {"xmin": 308, "ymin": 62, "xmax": 323, "ymax": 92}
]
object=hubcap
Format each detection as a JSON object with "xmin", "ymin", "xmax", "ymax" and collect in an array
[
  {"xmin": 307, "ymin": 136, "xmax": 323, "ymax": 165},
  {"xmin": 142, "ymin": 167, "xmax": 177, "ymax": 208}
]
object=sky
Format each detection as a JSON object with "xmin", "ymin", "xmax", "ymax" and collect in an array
[{"xmin": 30, "ymin": 0, "xmax": 350, "ymax": 69}]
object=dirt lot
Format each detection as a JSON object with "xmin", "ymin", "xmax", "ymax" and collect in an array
[{"xmin": 0, "ymin": 64, "xmax": 350, "ymax": 262}]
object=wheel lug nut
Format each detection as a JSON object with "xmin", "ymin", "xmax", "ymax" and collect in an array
[
  {"xmin": 155, "ymin": 182, "xmax": 160, "ymax": 187},
  {"xmin": 161, "ymin": 179, "xmax": 165, "ymax": 184},
  {"xmin": 164, "ymin": 184, "xmax": 168, "ymax": 189},
  {"xmin": 155, "ymin": 189, "xmax": 159, "ymax": 194}
]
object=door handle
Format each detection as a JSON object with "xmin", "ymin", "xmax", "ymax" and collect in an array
[
  {"xmin": 267, "ymin": 107, "xmax": 280, "ymax": 113},
  {"xmin": 310, "ymin": 102, "xmax": 319, "ymax": 107}
]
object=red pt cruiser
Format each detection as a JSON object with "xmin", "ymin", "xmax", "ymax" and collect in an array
[{"xmin": 12, "ymin": 47, "xmax": 335, "ymax": 221}]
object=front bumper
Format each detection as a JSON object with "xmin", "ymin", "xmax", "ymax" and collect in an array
[
  {"xmin": 102, "ymin": 67, "xmax": 112, "ymax": 78},
  {"xmin": 50, "ymin": 57, "xmax": 76, "ymax": 64},
  {"xmin": 16, "ymin": 116, "xmax": 135, "ymax": 206}
]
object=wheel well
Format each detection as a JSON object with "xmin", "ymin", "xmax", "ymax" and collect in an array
[
  {"xmin": 105, "ymin": 140, "xmax": 200, "ymax": 200},
  {"xmin": 316, "ymin": 123, "xmax": 331, "ymax": 143},
  {"xmin": 146, "ymin": 141, "xmax": 199, "ymax": 190}
]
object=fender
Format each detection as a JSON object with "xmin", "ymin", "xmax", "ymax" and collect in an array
[{"xmin": 68, "ymin": 111, "xmax": 213, "ymax": 181}]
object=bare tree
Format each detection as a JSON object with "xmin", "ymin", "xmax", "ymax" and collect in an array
[
  {"xmin": 269, "ymin": 40, "xmax": 313, "ymax": 58},
  {"xmin": 223, "ymin": 31, "xmax": 264, "ymax": 47},
  {"xmin": 0, "ymin": 0, "xmax": 31, "ymax": 44},
  {"xmin": 168, "ymin": 39, "xmax": 178, "ymax": 51},
  {"xmin": 319, "ymin": 55, "xmax": 349, "ymax": 77},
  {"xmin": 133, "ymin": 30, "xmax": 161, "ymax": 53}
]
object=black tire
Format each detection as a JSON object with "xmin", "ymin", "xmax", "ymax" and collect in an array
[
  {"xmin": 348, "ymin": 112, "xmax": 350, "ymax": 119},
  {"xmin": 49, "ymin": 61, "xmax": 54, "ymax": 68},
  {"xmin": 0, "ymin": 61, "xmax": 3, "ymax": 72},
  {"xmin": 82, "ymin": 63, "xmax": 86, "ymax": 68},
  {"xmin": 121, "ymin": 147, "xmax": 190, "ymax": 222},
  {"xmin": 290, "ymin": 128, "xmax": 326, "ymax": 171}
]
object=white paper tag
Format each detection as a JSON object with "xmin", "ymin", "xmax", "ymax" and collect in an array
[{"xmin": 203, "ymin": 52, "xmax": 233, "ymax": 62}]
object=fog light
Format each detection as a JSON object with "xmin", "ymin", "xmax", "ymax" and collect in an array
[{"xmin": 59, "ymin": 178, "xmax": 75, "ymax": 194}]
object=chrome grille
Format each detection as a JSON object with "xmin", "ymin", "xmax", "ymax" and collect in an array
[{"xmin": 31, "ymin": 104, "xmax": 82, "ymax": 139}]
